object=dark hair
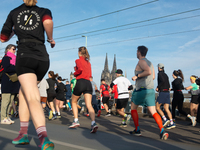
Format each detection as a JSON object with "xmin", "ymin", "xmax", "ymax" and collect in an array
[
  {"xmin": 173, "ymin": 69, "xmax": 184, "ymax": 81},
  {"xmin": 5, "ymin": 44, "xmax": 16, "ymax": 53},
  {"xmin": 101, "ymin": 79, "xmax": 105, "ymax": 82},
  {"xmin": 137, "ymin": 46, "xmax": 148, "ymax": 57},
  {"xmin": 57, "ymin": 76, "xmax": 67, "ymax": 81},
  {"xmin": 78, "ymin": 46, "xmax": 90, "ymax": 61},
  {"xmin": 48, "ymin": 71, "xmax": 58, "ymax": 80}
]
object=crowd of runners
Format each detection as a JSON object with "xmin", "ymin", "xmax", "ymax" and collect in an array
[{"xmin": 0, "ymin": 0, "xmax": 200, "ymax": 150}]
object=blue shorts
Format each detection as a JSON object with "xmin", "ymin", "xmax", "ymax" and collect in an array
[
  {"xmin": 157, "ymin": 92, "xmax": 170, "ymax": 104},
  {"xmin": 131, "ymin": 88, "xmax": 155, "ymax": 106}
]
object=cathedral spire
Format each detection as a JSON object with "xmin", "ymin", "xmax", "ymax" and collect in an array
[
  {"xmin": 104, "ymin": 53, "xmax": 109, "ymax": 71},
  {"xmin": 111, "ymin": 54, "xmax": 117, "ymax": 82}
]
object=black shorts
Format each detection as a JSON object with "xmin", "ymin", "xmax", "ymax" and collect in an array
[
  {"xmin": 102, "ymin": 96, "xmax": 109, "ymax": 104},
  {"xmin": 16, "ymin": 57, "xmax": 49, "ymax": 81},
  {"xmin": 191, "ymin": 95, "xmax": 199, "ymax": 104},
  {"xmin": 73, "ymin": 79, "xmax": 92, "ymax": 96},
  {"xmin": 116, "ymin": 98, "xmax": 129, "ymax": 109},
  {"xmin": 47, "ymin": 93, "xmax": 56, "ymax": 102}
]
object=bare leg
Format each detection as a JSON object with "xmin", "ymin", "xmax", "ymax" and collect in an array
[
  {"xmin": 84, "ymin": 94, "xmax": 95, "ymax": 121},
  {"xmin": 71, "ymin": 94, "xmax": 80, "ymax": 119},
  {"xmin": 156, "ymin": 102, "xmax": 165, "ymax": 117},
  {"xmin": 18, "ymin": 73, "xmax": 45, "ymax": 129},
  {"xmin": 164, "ymin": 104, "xmax": 172, "ymax": 120}
]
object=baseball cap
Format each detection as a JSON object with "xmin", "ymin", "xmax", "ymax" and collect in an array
[
  {"xmin": 158, "ymin": 63, "xmax": 164, "ymax": 68},
  {"xmin": 116, "ymin": 69, "xmax": 123, "ymax": 74}
]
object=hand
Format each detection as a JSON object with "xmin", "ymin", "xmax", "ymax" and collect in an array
[
  {"xmin": 169, "ymin": 88, "xmax": 171, "ymax": 91},
  {"xmin": 132, "ymin": 76, "xmax": 137, "ymax": 81},
  {"xmin": 156, "ymin": 88, "xmax": 159, "ymax": 92},
  {"xmin": 48, "ymin": 39, "xmax": 55, "ymax": 48}
]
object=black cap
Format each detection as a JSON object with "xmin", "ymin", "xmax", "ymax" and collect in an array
[{"xmin": 116, "ymin": 69, "xmax": 123, "ymax": 74}]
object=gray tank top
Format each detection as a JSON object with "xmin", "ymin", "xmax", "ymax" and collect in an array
[{"xmin": 135, "ymin": 58, "xmax": 154, "ymax": 90}]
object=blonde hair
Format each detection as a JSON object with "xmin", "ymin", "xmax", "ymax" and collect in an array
[
  {"xmin": 78, "ymin": 46, "xmax": 90, "ymax": 61},
  {"xmin": 24, "ymin": 0, "xmax": 37, "ymax": 6}
]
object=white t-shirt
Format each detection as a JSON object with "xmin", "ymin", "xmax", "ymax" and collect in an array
[
  {"xmin": 113, "ymin": 76, "xmax": 132, "ymax": 99},
  {"xmin": 38, "ymin": 78, "xmax": 49, "ymax": 97}
]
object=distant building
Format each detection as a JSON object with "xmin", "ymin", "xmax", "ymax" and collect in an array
[{"xmin": 101, "ymin": 54, "xmax": 117, "ymax": 85}]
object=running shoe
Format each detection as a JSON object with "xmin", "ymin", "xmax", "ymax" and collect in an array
[
  {"xmin": 12, "ymin": 134, "xmax": 29, "ymax": 145},
  {"xmin": 90, "ymin": 123, "xmax": 98, "ymax": 133},
  {"xmin": 51, "ymin": 114, "xmax": 57, "ymax": 120},
  {"xmin": 166, "ymin": 123, "xmax": 176, "ymax": 129},
  {"xmin": 57, "ymin": 115, "xmax": 61, "ymax": 119},
  {"xmin": 126, "ymin": 115, "xmax": 131, "ymax": 125},
  {"xmin": 84, "ymin": 113, "xmax": 89, "ymax": 117},
  {"xmin": 48, "ymin": 110, "xmax": 53, "ymax": 120},
  {"xmin": 160, "ymin": 130, "xmax": 169, "ymax": 140},
  {"xmin": 129, "ymin": 129, "xmax": 142, "ymax": 136},
  {"xmin": 163, "ymin": 120, "xmax": 170, "ymax": 127},
  {"xmin": 97, "ymin": 110, "xmax": 101, "ymax": 117},
  {"xmin": 41, "ymin": 137, "xmax": 54, "ymax": 150},
  {"xmin": 120, "ymin": 123, "xmax": 127, "ymax": 127},
  {"xmin": 7, "ymin": 117, "xmax": 15, "ymax": 124},
  {"xmin": 191, "ymin": 117, "xmax": 197, "ymax": 126},
  {"xmin": 69, "ymin": 121, "xmax": 80, "ymax": 128},
  {"xmin": 105, "ymin": 112, "xmax": 111, "ymax": 117},
  {"xmin": 1, "ymin": 118, "xmax": 12, "ymax": 125}
]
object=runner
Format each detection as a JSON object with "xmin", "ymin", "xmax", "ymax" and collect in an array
[
  {"xmin": 38, "ymin": 78, "xmax": 49, "ymax": 109},
  {"xmin": 185, "ymin": 75, "xmax": 199, "ymax": 126},
  {"xmin": 69, "ymin": 46, "xmax": 98, "ymax": 133},
  {"xmin": 130, "ymin": 46, "xmax": 168, "ymax": 140},
  {"xmin": 110, "ymin": 69, "xmax": 132, "ymax": 127},
  {"xmin": 111, "ymin": 84, "xmax": 119, "ymax": 115},
  {"xmin": 156, "ymin": 63, "xmax": 175, "ymax": 129},
  {"xmin": 0, "ymin": 0, "xmax": 55, "ymax": 149},
  {"xmin": 55, "ymin": 76, "xmax": 67, "ymax": 118},
  {"xmin": 65, "ymin": 81, "xmax": 72, "ymax": 111},
  {"xmin": 46, "ymin": 71, "xmax": 58, "ymax": 120},
  {"xmin": 100, "ymin": 79, "xmax": 111, "ymax": 116},
  {"xmin": 171, "ymin": 70, "xmax": 191, "ymax": 124}
]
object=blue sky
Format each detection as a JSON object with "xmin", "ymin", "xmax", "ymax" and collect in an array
[{"xmin": 0, "ymin": 0, "xmax": 200, "ymax": 90}]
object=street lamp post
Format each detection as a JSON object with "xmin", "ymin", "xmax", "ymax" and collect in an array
[{"xmin": 82, "ymin": 35, "xmax": 87, "ymax": 48}]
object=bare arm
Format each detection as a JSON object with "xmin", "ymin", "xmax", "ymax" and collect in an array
[
  {"xmin": 132, "ymin": 59, "xmax": 151, "ymax": 81},
  {"xmin": 43, "ymin": 19, "xmax": 55, "ymax": 48},
  {"xmin": 185, "ymin": 86, "xmax": 193, "ymax": 90},
  {"xmin": 152, "ymin": 64, "xmax": 155, "ymax": 80}
]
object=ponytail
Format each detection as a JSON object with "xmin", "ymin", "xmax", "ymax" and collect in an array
[
  {"xmin": 78, "ymin": 46, "xmax": 90, "ymax": 61},
  {"xmin": 48, "ymin": 71, "xmax": 58, "ymax": 80},
  {"xmin": 177, "ymin": 69, "xmax": 184, "ymax": 82}
]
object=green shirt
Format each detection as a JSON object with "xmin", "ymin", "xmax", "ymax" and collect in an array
[
  {"xmin": 191, "ymin": 83, "xmax": 199, "ymax": 91},
  {"xmin": 71, "ymin": 78, "xmax": 77, "ymax": 94}
]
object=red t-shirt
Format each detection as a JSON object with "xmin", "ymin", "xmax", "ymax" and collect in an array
[
  {"xmin": 111, "ymin": 84, "xmax": 118, "ymax": 99},
  {"xmin": 74, "ymin": 56, "xmax": 91, "ymax": 80},
  {"xmin": 100, "ymin": 84, "xmax": 110, "ymax": 97}
]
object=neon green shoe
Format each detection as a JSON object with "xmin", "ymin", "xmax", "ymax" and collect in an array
[
  {"xmin": 49, "ymin": 110, "xmax": 53, "ymax": 120},
  {"xmin": 12, "ymin": 134, "xmax": 29, "ymax": 145},
  {"xmin": 41, "ymin": 137, "xmax": 54, "ymax": 150}
]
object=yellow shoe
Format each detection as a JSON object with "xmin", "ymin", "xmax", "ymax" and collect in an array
[
  {"xmin": 11, "ymin": 109, "xmax": 14, "ymax": 115},
  {"xmin": 48, "ymin": 110, "xmax": 53, "ymax": 120},
  {"xmin": 66, "ymin": 104, "xmax": 69, "ymax": 109}
]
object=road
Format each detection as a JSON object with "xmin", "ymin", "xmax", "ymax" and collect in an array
[{"xmin": 0, "ymin": 110, "xmax": 200, "ymax": 150}]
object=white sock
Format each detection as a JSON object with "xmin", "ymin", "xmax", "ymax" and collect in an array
[
  {"xmin": 74, "ymin": 118, "xmax": 78, "ymax": 122},
  {"xmin": 162, "ymin": 116, "xmax": 167, "ymax": 121},
  {"xmin": 58, "ymin": 112, "xmax": 60, "ymax": 115},
  {"xmin": 91, "ymin": 121, "xmax": 95, "ymax": 125}
]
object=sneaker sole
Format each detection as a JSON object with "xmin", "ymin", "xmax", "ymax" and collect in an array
[
  {"xmin": 69, "ymin": 124, "xmax": 80, "ymax": 128},
  {"xmin": 161, "ymin": 133, "xmax": 169, "ymax": 140},
  {"xmin": 120, "ymin": 125, "xmax": 127, "ymax": 128},
  {"xmin": 166, "ymin": 126, "xmax": 176, "ymax": 129},
  {"xmin": 129, "ymin": 131, "xmax": 142, "ymax": 136},
  {"xmin": 163, "ymin": 120, "xmax": 170, "ymax": 127},
  {"xmin": 90, "ymin": 126, "xmax": 98, "ymax": 133}
]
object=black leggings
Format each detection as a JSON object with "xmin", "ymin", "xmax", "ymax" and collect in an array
[{"xmin": 172, "ymin": 92, "xmax": 187, "ymax": 118}]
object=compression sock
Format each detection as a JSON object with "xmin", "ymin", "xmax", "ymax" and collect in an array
[
  {"xmin": 153, "ymin": 113, "xmax": 164, "ymax": 132},
  {"xmin": 19, "ymin": 121, "xmax": 29, "ymax": 134},
  {"xmin": 36, "ymin": 126, "xmax": 48, "ymax": 145},
  {"xmin": 162, "ymin": 116, "xmax": 167, "ymax": 121},
  {"xmin": 131, "ymin": 110, "xmax": 139, "ymax": 131},
  {"xmin": 67, "ymin": 102, "xmax": 72, "ymax": 109}
]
